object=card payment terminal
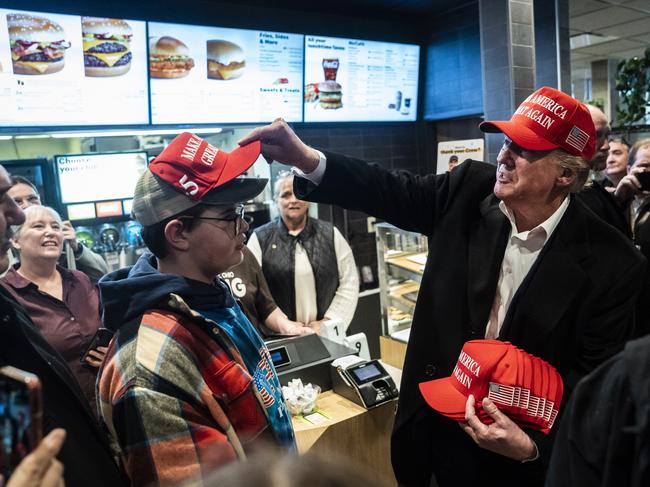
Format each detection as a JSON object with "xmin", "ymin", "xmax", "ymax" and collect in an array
[{"xmin": 331, "ymin": 357, "xmax": 398, "ymax": 409}]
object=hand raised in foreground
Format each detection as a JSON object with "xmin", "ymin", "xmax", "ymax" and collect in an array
[
  {"xmin": 238, "ymin": 119, "xmax": 320, "ymax": 174},
  {"xmin": 6, "ymin": 428, "xmax": 66, "ymax": 487},
  {"xmin": 459, "ymin": 394, "xmax": 537, "ymax": 462}
]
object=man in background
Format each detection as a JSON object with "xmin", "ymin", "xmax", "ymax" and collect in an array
[
  {"xmin": 576, "ymin": 106, "xmax": 630, "ymax": 237},
  {"xmin": 605, "ymin": 138, "xmax": 630, "ymax": 187}
]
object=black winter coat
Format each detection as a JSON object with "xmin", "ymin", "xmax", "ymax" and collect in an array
[{"xmin": 0, "ymin": 286, "xmax": 126, "ymax": 487}]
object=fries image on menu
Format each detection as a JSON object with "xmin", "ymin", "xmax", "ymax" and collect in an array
[
  {"xmin": 8, "ymin": 14, "xmax": 70, "ymax": 75},
  {"xmin": 149, "ymin": 36, "xmax": 195, "ymax": 79},
  {"xmin": 206, "ymin": 40, "xmax": 245, "ymax": 80}
]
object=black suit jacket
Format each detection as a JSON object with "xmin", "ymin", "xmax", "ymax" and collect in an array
[
  {"xmin": 575, "ymin": 180, "xmax": 631, "ymax": 238},
  {"xmin": 295, "ymin": 153, "xmax": 646, "ymax": 486},
  {"xmin": 0, "ymin": 286, "xmax": 126, "ymax": 487}
]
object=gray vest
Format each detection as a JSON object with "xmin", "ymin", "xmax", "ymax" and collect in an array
[{"xmin": 255, "ymin": 217, "xmax": 338, "ymax": 322}]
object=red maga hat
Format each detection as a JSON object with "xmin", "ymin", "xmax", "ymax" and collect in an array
[
  {"xmin": 132, "ymin": 132, "xmax": 267, "ymax": 226},
  {"xmin": 419, "ymin": 340, "xmax": 563, "ymax": 434},
  {"xmin": 149, "ymin": 132, "xmax": 262, "ymax": 201},
  {"xmin": 480, "ymin": 86, "xmax": 596, "ymax": 160}
]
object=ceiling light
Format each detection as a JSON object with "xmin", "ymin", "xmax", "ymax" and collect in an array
[
  {"xmin": 14, "ymin": 134, "xmax": 51, "ymax": 139},
  {"xmin": 49, "ymin": 127, "xmax": 223, "ymax": 138}
]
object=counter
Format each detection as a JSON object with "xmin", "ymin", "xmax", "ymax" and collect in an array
[{"xmin": 292, "ymin": 362, "xmax": 402, "ymax": 486}]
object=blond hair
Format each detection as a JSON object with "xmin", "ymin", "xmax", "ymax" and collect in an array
[{"xmin": 13, "ymin": 206, "xmax": 62, "ymax": 242}]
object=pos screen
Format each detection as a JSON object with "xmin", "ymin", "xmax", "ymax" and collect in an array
[{"xmin": 349, "ymin": 363, "xmax": 383, "ymax": 383}]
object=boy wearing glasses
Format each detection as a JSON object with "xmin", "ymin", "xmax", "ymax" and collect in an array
[{"xmin": 96, "ymin": 133, "xmax": 294, "ymax": 487}]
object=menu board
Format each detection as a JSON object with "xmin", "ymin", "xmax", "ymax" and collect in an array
[
  {"xmin": 149, "ymin": 22, "xmax": 303, "ymax": 124},
  {"xmin": 304, "ymin": 36, "xmax": 419, "ymax": 122},
  {"xmin": 0, "ymin": 9, "xmax": 149, "ymax": 127}
]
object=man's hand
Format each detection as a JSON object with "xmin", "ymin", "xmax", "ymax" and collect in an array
[
  {"xmin": 6, "ymin": 428, "xmax": 66, "ymax": 487},
  {"xmin": 84, "ymin": 346, "xmax": 108, "ymax": 368},
  {"xmin": 61, "ymin": 221, "xmax": 79, "ymax": 252},
  {"xmin": 238, "ymin": 119, "xmax": 320, "ymax": 173},
  {"xmin": 459, "ymin": 394, "xmax": 537, "ymax": 461},
  {"xmin": 614, "ymin": 166, "xmax": 647, "ymax": 204}
]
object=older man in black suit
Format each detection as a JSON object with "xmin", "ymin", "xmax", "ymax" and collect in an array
[{"xmin": 240, "ymin": 87, "xmax": 646, "ymax": 487}]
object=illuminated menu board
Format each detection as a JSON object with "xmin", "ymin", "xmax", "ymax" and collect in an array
[
  {"xmin": 56, "ymin": 152, "xmax": 147, "ymax": 220},
  {"xmin": 304, "ymin": 35, "xmax": 419, "ymax": 122},
  {"xmin": 149, "ymin": 22, "xmax": 303, "ymax": 124},
  {"xmin": 0, "ymin": 9, "xmax": 149, "ymax": 127}
]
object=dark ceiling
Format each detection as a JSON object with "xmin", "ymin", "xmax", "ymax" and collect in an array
[{"xmin": 209, "ymin": 0, "xmax": 470, "ymax": 20}]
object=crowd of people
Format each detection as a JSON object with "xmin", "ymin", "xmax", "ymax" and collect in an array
[{"xmin": 0, "ymin": 85, "xmax": 648, "ymax": 487}]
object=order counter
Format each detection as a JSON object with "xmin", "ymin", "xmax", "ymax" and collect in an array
[{"xmin": 292, "ymin": 362, "xmax": 402, "ymax": 486}]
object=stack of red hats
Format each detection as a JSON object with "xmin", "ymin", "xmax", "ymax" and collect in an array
[{"xmin": 419, "ymin": 340, "xmax": 563, "ymax": 434}]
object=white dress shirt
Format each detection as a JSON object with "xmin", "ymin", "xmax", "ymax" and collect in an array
[{"xmin": 484, "ymin": 197, "xmax": 570, "ymax": 338}]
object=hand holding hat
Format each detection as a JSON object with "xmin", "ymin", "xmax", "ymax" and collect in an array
[
  {"xmin": 461, "ymin": 394, "xmax": 538, "ymax": 461},
  {"xmin": 238, "ymin": 119, "xmax": 320, "ymax": 174},
  {"xmin": 419, "ymin": 340, "xmax": 563, "ymax": 435}
]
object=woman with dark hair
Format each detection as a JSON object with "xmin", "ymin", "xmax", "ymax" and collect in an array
[{"xmin": 0, "ymin": 205, "xmax": 107, "ymax": 410}]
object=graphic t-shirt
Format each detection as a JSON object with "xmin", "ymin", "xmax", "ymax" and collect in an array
[
  {"xmin": 219, "ymin": 246, "xmax": 276, "ymax": 334},
  {"xmin": 198, "ymin": 305, "xmax": 295, "ymax": 449}
]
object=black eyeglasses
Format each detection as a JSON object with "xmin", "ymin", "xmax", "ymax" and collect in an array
[
  {"xmin": 185, "ymin": 206, "xmax": 246, "ymax": 236},
  {"xmin": 502, "ymin": 138, "xmax": 549, "ymax": 161}
]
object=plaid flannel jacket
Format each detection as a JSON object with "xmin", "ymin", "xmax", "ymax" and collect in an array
[{"xmin": 97, "ymin": 293, "xmax": 273, "ymax": 486}]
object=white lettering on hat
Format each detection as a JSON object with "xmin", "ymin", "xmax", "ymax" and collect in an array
[
  {"xmin": 515, "ymin": 106, "xmax": 555, "ymax": 130},
  {"xmin": 178, "ymin": 174, "xmax": 199, "ymax": 196},
  {"xmin": 457, "ymin": 351, "xmax": 481, "ymax": 377},
  {"xmin": 201, "ymin": 143, "xmax": 219, "ymax": 166},
  {"xmin": 180, "ymin": 136, "xmax": 202, "ymax": 162},
  {"xmin": 453, "ymin": 364, "xmax": 472, "ymax": 389},
  {"xmin": 524, "ymin": 93, "xmax": 568, "ymax": 119}
]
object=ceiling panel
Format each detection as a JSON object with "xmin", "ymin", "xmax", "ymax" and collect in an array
[
  {"xmin": 608, "ymin": 46, "xmax": 647, "ymax": 59},
  {"xmin": 571, "ymin": 6, "xmax": 642, "ymax": 31},
  {"xmin": 631, "ymin": 33, "xmax": 650, "ymax": 43},
  {"xmin": 611, "ymin": 0, "xmax": 650, "ymax": 12},
  {"xmin": 570, "ymin": 0, "xmax": 650, "ymax": 73},
  {"xmin": 599, "ymin": 17, "xmax": 650, "ymax": 37},
  {"xmin": 575, "ymin": 38, "xmax": 646, "ymax": 55},
  {"xmin": 569, "ymin": 0, "xmax": 608, "ymax": 17}
]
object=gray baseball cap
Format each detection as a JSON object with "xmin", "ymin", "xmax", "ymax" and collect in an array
[
  {"xmin": 131, "ymin": 132, "xmax": 268, "ymax": 226},
  {"xmin": 132, "ymin": 171, "xmax": 267, "ymax": 226}
]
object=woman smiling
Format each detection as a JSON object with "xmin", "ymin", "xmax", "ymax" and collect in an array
[{"xmin": 0, "ymin": 206, "xmax": 107, "ymax": 411}]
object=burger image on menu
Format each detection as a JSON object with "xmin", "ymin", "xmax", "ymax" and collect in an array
[
  {"xmin": 206, "ymin": 40, "xmax": 245, "ymax": 80},
  {"xmin": 81, "ymin": 17, "xmax": 133, "ymax": 77},
  {"xmin": 318, "ymin": 80, "xmax": 343, "ymax": 109},
  {"xmin": 149, "ymin": 36, "xmax": 195, "ymax": 79},
  {"xmin": 7, "ymin": 14, "xmax": 70, "ymax": 75}
]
